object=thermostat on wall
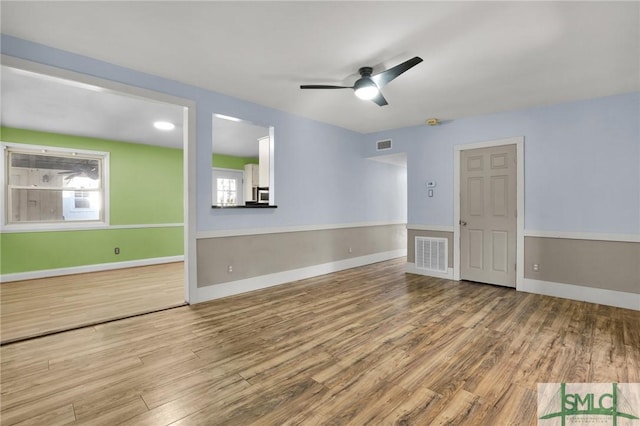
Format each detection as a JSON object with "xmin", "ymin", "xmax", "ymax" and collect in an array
[{"xmin": 426, "ymin": 181, "xmax": 437, "ymax": 188}]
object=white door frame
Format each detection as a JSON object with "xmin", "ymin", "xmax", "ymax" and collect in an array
[
  {"xmin": 453, "ymin": 136, "xmax": 524, "ymax": 289},
  {"xmin": 2, "ymin": 55, "xmax": 198, "ymax": 304}
]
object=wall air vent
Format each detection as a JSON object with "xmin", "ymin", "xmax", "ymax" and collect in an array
[
  {"xmin": 376, "ymin": 139, "xmax": 392, "ymax": 151},
  {"xmin": 415, "ymin": 236, "xmax": 448, "ymax": 273}
]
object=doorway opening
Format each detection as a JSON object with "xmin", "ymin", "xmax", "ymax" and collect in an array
[{"xmin": 0, "ymin": 56, "xmax": 196, "ymax": 343}]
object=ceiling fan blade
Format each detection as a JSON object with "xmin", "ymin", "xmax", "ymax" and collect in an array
[
  {"xmin": 300, "ymin": 85, "xmax": 353, "ymax": 89},
  {"xmin": 371, "ymin": 91, "xmax": 388, "ymax": 107},
  {"xmin": 371, "ymin": 56, "xmax": 423, "ymax": 88}
]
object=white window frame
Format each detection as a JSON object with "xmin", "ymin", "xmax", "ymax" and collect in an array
[
  {"xmin": 1, "ymin": 142, "xmax": 110, "ymax": 232},
  {"xmin": 211, "ymin": 167, "xmax": 244, "ymax": 207}
]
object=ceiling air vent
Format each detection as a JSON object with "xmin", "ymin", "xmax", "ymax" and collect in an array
[
  {"xmin": 415, "ymin": 236, "xmax": 448, "ymax": 273},
  {"xmin": 376, "ymin": 139, "xmax": 392, "ymax": 151}
]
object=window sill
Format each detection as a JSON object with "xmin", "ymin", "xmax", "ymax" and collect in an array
[{"xmin": 212, "ymin": 205, "xmax": 277, "ymax": 209}]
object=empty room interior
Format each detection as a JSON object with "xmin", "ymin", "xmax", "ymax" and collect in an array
[{"xmin": 0, "ymin": 2, "xmax": 638, "ymax": 425}]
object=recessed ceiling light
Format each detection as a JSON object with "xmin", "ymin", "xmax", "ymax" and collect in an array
[{"xmin": 154, "ymin": 121, "xmax": 175, "ymax": 131}]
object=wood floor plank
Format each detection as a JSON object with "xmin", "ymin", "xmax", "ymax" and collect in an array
[
  {"xmin": 428, "ymin": 388, "xmax": 484, "ymax": 425},
  {"xmin": 1, "ymin": 257, "xmax": 638, "ymax": 425},
  {"xmin": 11, "ymin": 403, "xmax": 75, "ymax": 426},
  {"xmin": 0, "ymin": 262, "xmax": 185, "ymax": 344},
  {"xmin": 379, "ymin": 385, "xmax": 443, "ymax": 425},
  {"xmin": 140, "ymin": 367, "xmax": 246, "ymax": 410},
  {"xmin": 72, "ymin": 395, "xmax": 148, "ymax": 425}
]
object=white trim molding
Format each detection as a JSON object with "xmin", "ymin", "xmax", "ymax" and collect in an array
[
  {"xmin": 520, "ymin": 278, "xmax": 640, "ymax": 311},
  {"xmin": 524, "ymin": 230, "xmax": 640, "ymax": 243},
  {"xmin": 453, "ymin": 136, "xmax": 525, "ymax": 288},
  {"xmin": 196, "ymin": 221, "xmax": 407, "ymax": 239},
  {"xmin": 109, "ymin": 223, "xmax": 184, "ymax": 230},
  {"xmin": 0, "ymin": 255, "xmax": 184, "ymax": 283},
  {"xmin": 195, "ymin": 249, "xmax": 406, "ymax": 303},
  {"xmin": 405, "ymin": 262, "xmax": 454, "ymax": 280},
  {"xmin": 406, "ymin": 224, "xmax": 455, "ymax": 233},
  {"xmin": 0, "ymin": 223, "xmax": 184, "ymax": 234}
]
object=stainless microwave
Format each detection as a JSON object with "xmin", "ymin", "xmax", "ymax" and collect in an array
[{"xmin": 257, "ymin": 188, "xmax": 269, "ymax": 203}]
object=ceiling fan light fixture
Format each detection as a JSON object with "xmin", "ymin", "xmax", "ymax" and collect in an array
[
  {"xmin": 299, "ymin": 57, "xmax": 422, "ymax": 107},
  {"xmin": 353, "ymin": 79, "xmax": 379, "ymax": 100}
]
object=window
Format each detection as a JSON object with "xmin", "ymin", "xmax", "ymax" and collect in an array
[
  {"xmin": 211, "ymin": 168, "xmax": 244, "ymax": 207},
  {"xmin": 3, "ymin": 144, "xmax": 108, "ymax": 227},
  {"xmin": 216, "ymin": 177, "xmax": 237, "ymax": 206}
]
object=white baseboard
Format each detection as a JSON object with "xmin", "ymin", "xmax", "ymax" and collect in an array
[
  {"xmin": 404, "ymin": 262, "xmax": 454, "ymax": 280},
  {"xmin": 520, "ymin": 278, "xmax": 640, "ymax": 311},
  {"xmin": 0, "ymin": 255, "xmax": 184, "ymax": 283},
  {"xmin": 195, "ymin": 249, "xmax": 407, "ymax": 303}
]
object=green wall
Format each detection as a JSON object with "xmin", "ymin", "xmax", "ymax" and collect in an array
[
  {"xmin": 212, "ymin": 153, "xmax": 258, "ymax": 170},
  {"xmin": 0, "ymin": 127, "xmax": 184, "ymax": 275}
]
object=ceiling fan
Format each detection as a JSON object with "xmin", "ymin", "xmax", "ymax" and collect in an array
[{"xmin": 300, "ymin": 56, "xmax": 423, "ymax": 106}]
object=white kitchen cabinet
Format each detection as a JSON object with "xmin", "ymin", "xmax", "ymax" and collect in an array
[
  {"xmin": 258, "ymin": 136, "xmax": 270, "ymax": 188},
  {"xmin": 244, "ymin": 163, "xmax": 259, "ymax": 201}
]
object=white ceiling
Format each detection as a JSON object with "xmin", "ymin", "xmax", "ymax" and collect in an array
[
  {"xmin": 1, "ymin": 1, "xmax": 638, "ymax": 137},
  {"xmin": 1, "ymin": 66, "xmax": 185, "ymax": 149},
  {"xmin": 1, "ymin": 67, "xmax": 269, "ymax": 153}
]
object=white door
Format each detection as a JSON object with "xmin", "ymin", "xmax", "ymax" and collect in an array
[
  {"xmin": 212, "ymin": 168, "xmax": 244, "ymax": 206},
  {"xmin": 460, "ymin": 144, "xmax": 517, "ymax": 287}
]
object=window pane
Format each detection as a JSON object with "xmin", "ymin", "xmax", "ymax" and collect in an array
[
  {"xmin": 213, "ymin": 175, "xmax": 239, "ymax": 206},
  {"xmin": 63, "ymin": 190, "xmax": 100, "ymax": 220},
  {"xmin": 9, "ymin": 188, "xmax": 101, "ymax": 222},
  {"xmin": 9, "ymin": 153, "xmax": 100, "ymax": 189},
  {"xmin": 10, "ymin": 188, "xmax": 63, "ymax": 222}
]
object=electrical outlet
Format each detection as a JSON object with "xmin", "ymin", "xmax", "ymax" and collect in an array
[
  {"xmin": 228, "ymin": 265, "xmax": 233, "ymax": 273},
  {"xmin": 348, "ymin": 247, "xmax": 353, "ymax": 254},
  {"xmin": 533, "ymin": 263, "xmax": 539, "ymax": 272},
  {"xmin": 114, "ymin": 247, "xmax": 120, "ymax": 255}
]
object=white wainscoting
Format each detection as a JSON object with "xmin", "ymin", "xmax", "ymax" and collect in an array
[
  {"xmin": 195, "ymin": 249, "xmax": 406, "ymax": 303},
  {"xmin": 523, "ymin": 230, "xmax": 640, "ymax": 243},
  {"xmin": 196, "ymin": 221, "xmax": 407, "ymax": 239}
]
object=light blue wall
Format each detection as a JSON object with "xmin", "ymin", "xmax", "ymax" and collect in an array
[
  {"xmin": 365, "ymin": 92, "xmax": 640, "ymax": 235},
  {"xmin": 6, "ymin": 35, "xmax": 636, "ymax": 236},
  {"xmin": 1, "ymin": 35, "xmax": 408, "ymax": 231}
]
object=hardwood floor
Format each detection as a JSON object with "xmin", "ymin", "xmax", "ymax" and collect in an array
[
  {"xmin": 0, "ymin": 262, "xmax": 185, "ymax": 344},
  {"xmin": 1, "ymin": 258, "xmax": 638, "ymax": 425}
]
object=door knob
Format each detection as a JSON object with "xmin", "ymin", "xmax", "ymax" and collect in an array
[{"xmin": 459, "ymin": 220, "xmax": 467, "ymax": 226}]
